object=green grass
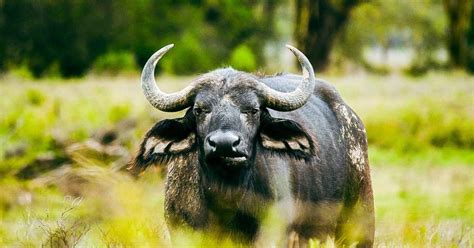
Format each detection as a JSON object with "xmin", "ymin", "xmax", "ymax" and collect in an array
[{"xmin": 0, "ymin": 72, "xmax": 473, "ymax": 246}]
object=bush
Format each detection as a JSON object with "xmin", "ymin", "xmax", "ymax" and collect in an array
[
  {"xmin": 163, "ymin": 33, "xmax": 214, "ymax": 75},
  {"xmin": 229, "ymin": 45, "xmax": 257, "ymax": 71},
  {"xmin": 26, "ymin": 89, "xmax": 46, "ymax": 106},
  {"xmin": 92, "ymin": 52, "xmax": 138, "ymax": 76},
  {"xmin": 0, "ymin": 1, "xmax": 269, "ymax": 78},
  {"xmin": 108, "ymin": 104, "xmax": 130, "ymax": 123},
  {"xmin": 4, "ymin": 64, "xmax": 34, "ymax": 80},
  {"xmin": 365, "ymin": 99, "xmax": 474, "ymax": 153}
]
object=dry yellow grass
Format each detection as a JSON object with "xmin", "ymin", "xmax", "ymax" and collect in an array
[{"xmin": 0, "ymin": 72, "xmax": 472, "ymax": 246}]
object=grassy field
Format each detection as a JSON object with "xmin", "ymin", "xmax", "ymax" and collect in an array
[{"xmin": 0, "ymin": 72, "xmax": 473, "ymax": 247}]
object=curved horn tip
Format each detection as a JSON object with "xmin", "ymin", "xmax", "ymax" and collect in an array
[
  {"xmin": 285, "ymin": 44, "xmax": 300, "ymax": 54},
  {"xmin": 285, "ymin": 44, "xmax": 295, "ymax": 49},
  {"xmin": 285, "ymin": 44, "xmax": 314, "ymax": 74},
  {"xmin": 160, "ymin": 43, "xmax": 175, "ymax": 53},
  {"xmin": 285, "ymin": 45, "xmax": 309, "ymax": 62},
  {"xmin": 147, "ymin": 44, "xmax": 175, "ymax": 67}
]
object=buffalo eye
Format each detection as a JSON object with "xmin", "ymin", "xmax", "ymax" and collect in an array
[
  {"xmin": 194, "ymin": 107, "xmax": 202, "ymax": 116},
  {"xmin": 193, "ymin": 106, "xmax": 210, "ymax": 117},
  {"xmin": 241, "ymin": 108, "xmax": 259, "ymax": 116}
]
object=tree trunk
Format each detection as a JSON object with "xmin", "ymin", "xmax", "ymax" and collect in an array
[
  {"xmin": 443, "ymin": 0, "xmax": 473, "ymax": 70},
  {"xmin": 467, "ymin": 4, "xmax": 474, "ymax": 73},
  {"xmin": 294, "ymin": 0, "xmax": 361, "ymax": 71},
  {"xmin": 263, "ymin": 0, "xmax": 278, "ymax": 38}
]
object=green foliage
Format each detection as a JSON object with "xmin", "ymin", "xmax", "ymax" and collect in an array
[
  {"xmin": 229, "ymin": 44, "xmax": 257, "ymax": 71},
  {"xmin": 26, "ymin": 89, "xmax": 46, "ymax": 106},
  {"xmin": 92, "ymin": 51, "xmax": 138, "ymax": 76},
  {"xmin": 4, "ymin": 64, "xmax": 34, "ymax": 80},
  {"xmin": 163, "ymin": 32, "xmax": 215, "ymax": 74},
  {"xmin": 0, "ymin": 0, "xmax": 271, "ymax": 77},
  {"xmin": 365, "ymin": 99, "xmax": 474, "ymax": 153},
  {"xmin": 108, "ymin": 104, "xmax": 131, "ymax": 123}
]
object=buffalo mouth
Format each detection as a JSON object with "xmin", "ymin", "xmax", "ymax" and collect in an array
[
  {"xmin": 206, "ymin": 152, "xmax": 248, "ymax": 167},
  {"xmin": 219, "ymin": 155, "xmax": 247, "ymax": 163}
]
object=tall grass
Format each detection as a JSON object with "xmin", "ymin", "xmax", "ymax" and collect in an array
[{"xmin": 0, "ymin": 73, "xmax": 472, "ymax": 246}]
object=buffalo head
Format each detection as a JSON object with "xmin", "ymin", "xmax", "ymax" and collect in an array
[{"xmin": 131, "ymin": 44, "xmax": 316, "ymax": 178}]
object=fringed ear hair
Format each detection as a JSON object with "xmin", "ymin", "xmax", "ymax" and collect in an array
[
  {"xmin": 259, "ymin": 111, "xmax": 315, "ymax": 160},
  {"xmin": 128, "ymin": 111, "xmax": 196, "ymax": 174}
]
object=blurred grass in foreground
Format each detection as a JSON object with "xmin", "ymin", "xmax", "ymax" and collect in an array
[{"xmin": 0, "ymin": 72, "xmax": 472, "ymax": 246}]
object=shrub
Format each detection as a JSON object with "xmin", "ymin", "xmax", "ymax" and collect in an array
[
  {"xmin": 92, "ymin": 52, "xmax": 138, "ymax": 76},
  {"xmin": 26, "ymin": 89, "xmax": 46, "ymax": 106},
  {"xmin": 365, "ymin": 99, "xmax": 474, "ymax": 153},
  {"xmin": 229, "ymin": 44, "xmax": 257, "ymax": 71},
  {"xmin": 163, "ymin": 33, "xmax": 214, "ymax": 75},
  {"xmin": 4, "ymin": 64, "xmax": 34, "ymax": 80},
  {"xmin": 108, "ymin": 104, "xmax": 130, "ymax": 123}
]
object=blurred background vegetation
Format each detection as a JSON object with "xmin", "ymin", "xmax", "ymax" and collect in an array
[
  {"xmin": 0, "ymin": 0, "xmax": 473, "ymax": 247},
  {"xmin": 0, "ymin": 0, "xmax": 473, "ymax": 77}
]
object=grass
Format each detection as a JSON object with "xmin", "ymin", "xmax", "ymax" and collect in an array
[{"xmin": 0, "ymin": 72, "xmax": 473, "ymax": 246}]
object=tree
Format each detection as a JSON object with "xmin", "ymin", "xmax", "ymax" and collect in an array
[
  {"xmin": 336, "ymin": 0, "xmax": 447, "ymax": 74},
  {"xmin": 294, "ymin": 0, "xmax": 362, "ymax": 71},
  {"xmin": 0, "ymin": 0, "xmax": 277, "ymax": 77},
  {"xmin": 468, "ymin": 4, "xmax": 474, "ymax": 72},
  {"xmin": 443, "ymin": 0, "xmax": 473, "ymax": 72}
]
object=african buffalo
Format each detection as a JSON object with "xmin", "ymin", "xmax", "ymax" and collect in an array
[{"xmin": 129, "ymin": 44, "xmax": 374, "ymax": 247}]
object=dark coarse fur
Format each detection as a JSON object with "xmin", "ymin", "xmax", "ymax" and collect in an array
[{"xmin": 129, "ymin": 68, "xmax": 374, "ymax": 247}]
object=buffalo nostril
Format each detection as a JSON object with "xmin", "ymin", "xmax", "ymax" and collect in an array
[
  {"xmin": 208, "ymin": 137, "xmax": 216, "ymax": 147},
  {"xmin": 232, "ymin": 137, "xmax": 240, "ymax": 147}
]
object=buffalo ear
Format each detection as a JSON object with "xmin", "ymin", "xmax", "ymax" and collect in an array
[
  {"xmin": 259, "ymin": 113, "xmax": 314, "ymax": 159},
  {"xmin": 129, "ymin": 112, "xmax": 196, "ymax": 174}
]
